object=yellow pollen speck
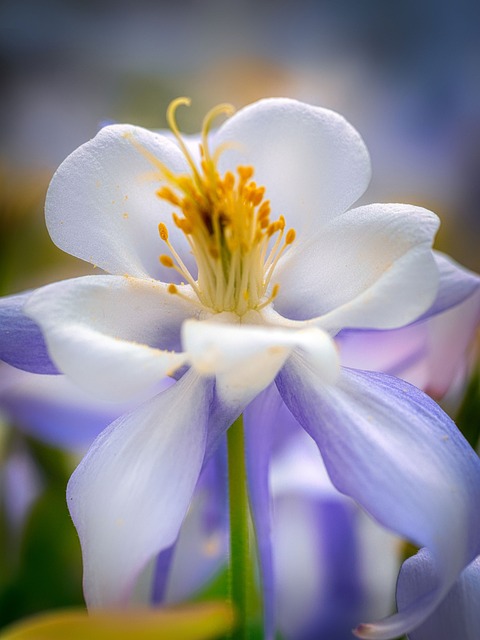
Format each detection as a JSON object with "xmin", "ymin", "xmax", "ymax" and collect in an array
[
  {"xmin": 123, "ymin": 213, "xmax": 129, "ymax": 219},
  {"xmin": 167, "ymin": 283, "xmax": 178, "ymax": 294},
  {"xmin": 267, "ymin": 345, "xmax": 285, "ymax": 356},
  {"xmin": 203, "ymin": 534, "xmax": 221, "ymax": 557}
]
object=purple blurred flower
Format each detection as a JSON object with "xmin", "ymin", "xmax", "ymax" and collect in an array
[
  {"xmin": 2, "ymin": 97, "xmax": 480, "ymax": 639},
  {"xmin": 0, "ymin": 362, "xmax": 135, "ymax": 451}
]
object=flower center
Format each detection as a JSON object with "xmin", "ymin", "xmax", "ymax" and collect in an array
[{"xmin": 132, "ymin": 98, "xmax": 295, "ymax": 316}]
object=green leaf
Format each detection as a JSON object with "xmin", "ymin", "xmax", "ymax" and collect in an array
[
  {"xmin": 0, "ymin": 602, "xmax": 236, "ymax": 640},
  {"xmin": 455, "ymin": 365, "xmax": 480, "ymax": 450}
]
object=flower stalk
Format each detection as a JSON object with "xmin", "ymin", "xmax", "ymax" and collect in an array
[{"xmin": 227, "ymin": 414, "xmax": 251, "ymax": 640}]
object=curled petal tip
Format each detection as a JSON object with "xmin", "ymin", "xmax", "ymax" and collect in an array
[{"xmin": 353, "ymin": 623, "xmax": 375, "ymax": 639}]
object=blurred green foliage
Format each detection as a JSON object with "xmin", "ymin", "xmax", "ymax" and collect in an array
[
  {"xmin": 455, "ymin": 365, "xmax": 480, "ymax": 451},
  {"xmin": 0, "ymin": 437, "xmax": 83, "ymax": 627}
]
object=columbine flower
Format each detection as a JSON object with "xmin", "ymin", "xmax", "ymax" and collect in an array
[{"xmin": 2, "ymin": 97, "xmax": 480, "ymax": 639}]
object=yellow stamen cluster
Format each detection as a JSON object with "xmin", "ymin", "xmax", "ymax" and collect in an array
[{"xmin": 135, "ymin": 98, "xmax": 296, "ymax": 316}]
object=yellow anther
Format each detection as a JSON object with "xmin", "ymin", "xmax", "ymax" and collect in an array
[
  {"xmin": 285, "ymin": 228, "xmax": 296, "ymax": 245},
  {"xmin": 167, "ymin": 283, "xmax": 178, "ymax": 294},
  {"xmin": 157, "ymin": 186, "xmax": 180, "ymax": 206},
  {"xmin": 173, "ymin": 212, "xmax": 193, "ymax": 234},
  {"xmin": 267, "ymin": 220, "xmax": 283, "ymax": 236},
  {"xmin": 251, "ymin": 187, "xmax": 265, "ymax": 206},
  {"xmin": 237, "ymin": 166, "xmax": 254, "ymax": 182},
  {"xmin": 271, "ymin": 283, "xmax": 280, "ymax": 299},
  {"xmin": 159, "ymin": 254, "xmax": 174, "ymax": 268},
  {"xmin": 258, "ymin": 201, "xmax": 271, "ymax": 219},
  {"xmin": 158, "ymin": 222, "xmax": 169, "ymax": 241},
  {"xmin": 223, "ymin": 171, "xmax": 235, "ymax": 191}
]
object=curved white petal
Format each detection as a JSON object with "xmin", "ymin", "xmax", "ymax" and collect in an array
[
  {"xmin": 182, "ymin": 318, "xmax": 339, "ymax": 407},
  {"xmin": 25, "ymin": 276, "xmax": 197, "ymax": 401},
  {"xmin": 337, "ymin": 251, "xmax": 480, "ymax": 397},
  {"xmin": 46, "ymin": 124, "xmax": 194, "ymax": 279},
  {"xmin": 274, "ymin": 203, "xmax": 439, "ymax": 331},
  {"xmin": 214, "ymin": 97, "xmax": 371, "ymax": 235},
  {"xmin": 67, "ymin": 370, "xmax": 213, "ymax": 607}
]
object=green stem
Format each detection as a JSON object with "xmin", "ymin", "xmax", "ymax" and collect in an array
[{"xmin": 227, "ymin": 414, "xmax": 250, "ymax": 640}]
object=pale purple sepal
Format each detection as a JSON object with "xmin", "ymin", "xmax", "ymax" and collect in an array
[
  {"xmin": 276, "ymin": 362, "xmax": 480, "ymax": 638},
  {"xmin": 397, "ymin": 551, "xmax": 480, "ymax": 640},
  {"xmin": 0, "ymin": 363, "xmax": 160, "ymax": 451},
  {"xmin": 419, "ymin": 252, "xmax": 480, "ymax": 319},
  {"xmin": 1, "ymin": 386, "xmax": 118, "ymax": 450},
  {"xmin": 0, "ymin": 292, "xmax": 58, "ymax": 374}
]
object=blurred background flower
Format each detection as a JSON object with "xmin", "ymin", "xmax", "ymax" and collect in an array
[{"xmin": 1, "ymin": 0, "xmax": 480, "ymax": 635}]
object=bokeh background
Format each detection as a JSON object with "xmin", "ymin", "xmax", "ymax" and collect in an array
[{"xmin": 1, "ymin": 0, "xmax": 480, "ymax": 632}]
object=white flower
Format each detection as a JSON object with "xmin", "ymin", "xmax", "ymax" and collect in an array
[{"xmin": 20, "ymin": 98, "xmax": 480, "ymax": 639}]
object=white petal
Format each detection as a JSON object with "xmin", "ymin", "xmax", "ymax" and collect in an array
[
  {"xmin": 46, "ymin": 124, "xmax": 194, "ymax": 279},
  {"xmin": 25, "ymin": 275, "xmax": 196, "ymax": 401},
  {"xmin": 214, "ymin": 97, "xmax": 371, "ymax": 235},
  {"xmin": 182, "ymin": 317, "xmax": 339, "ymax": 406},
  {"xmin": 67, "ymin": 370, "xmax": 212, "ymax": 607},
  {"xmin": 274, "ymin": 203, "xmax": 440, "ymax": 331},
  {"xmin": 337, "ymin": 251, "xmax": 480, "ymax": 398}
]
